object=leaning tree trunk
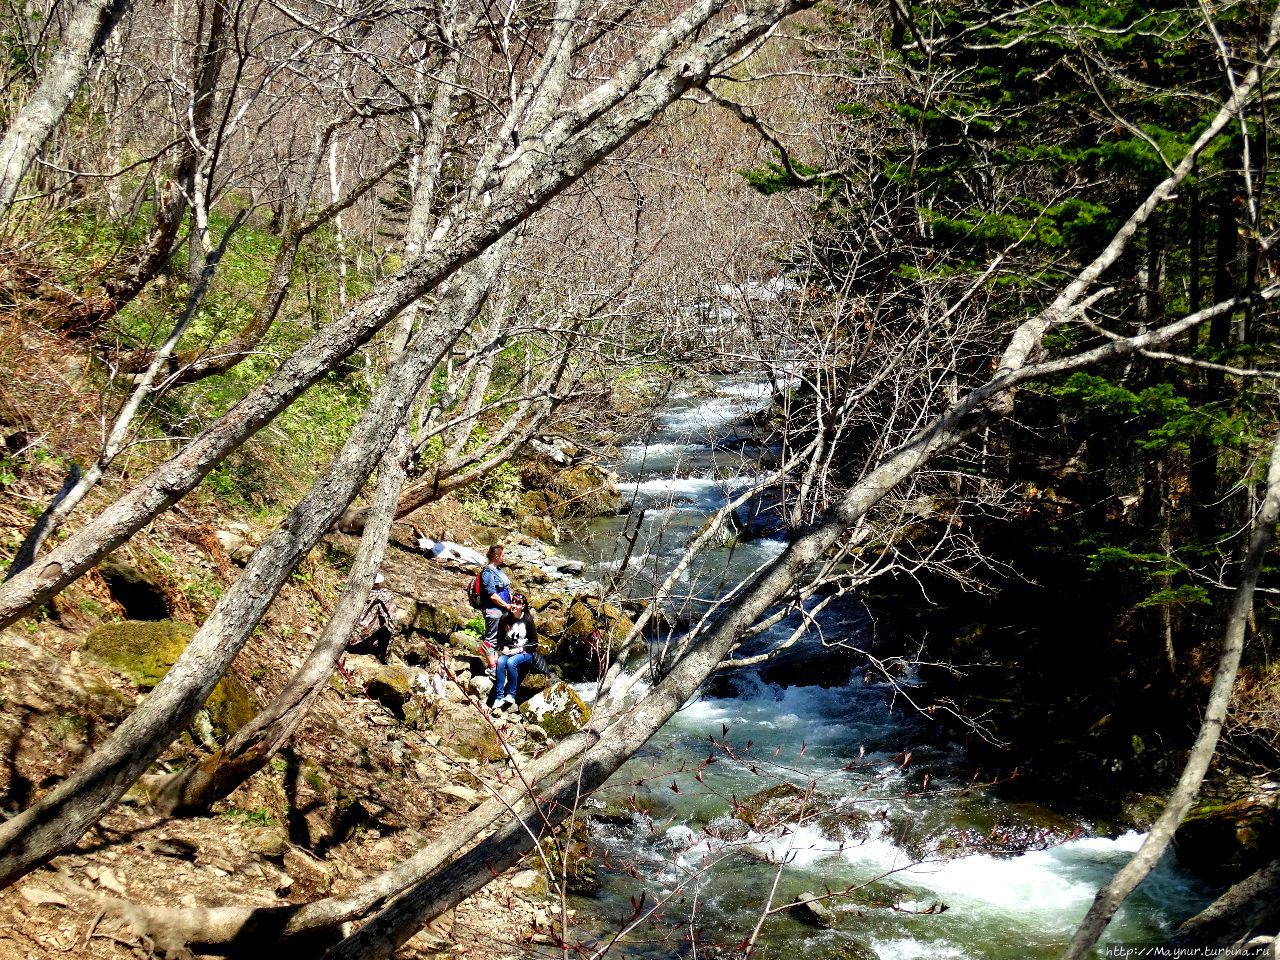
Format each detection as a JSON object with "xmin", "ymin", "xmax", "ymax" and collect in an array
[
  {"xmin": 148, "ymin": 0, "xmax": 567, "ymax": 809},
  {"xmin": 1166, "ymin": 857, "xmax": 1280, "ymax": 950},
  {"xmin": 0, "ymin": 0, "xmax": 128, "ymax": 221},
  {"xmin": 153, "ymin": 426, "xmax": 409, "ymax": 814},
  {"xmin": 99, "ymin": 117, "xmax": 1280, "ymax": 957},
  {"xmin": 0, "ymin": 0, "xmax": 794, "ymax": 637}
]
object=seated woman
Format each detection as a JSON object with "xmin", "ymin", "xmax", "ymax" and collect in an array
[{"xmin": 493, "ymin": 593, "xmax": 537, "ymax": 711}]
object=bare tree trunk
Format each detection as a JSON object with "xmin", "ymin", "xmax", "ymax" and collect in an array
[
  {"xmin": 1062, "ymin": 415, "xmax": 1280, "ymax": 959},
  {"xmin": 60, "ymin": 0, "xmax": 227, "ymax": 333},
  {"xmin": 0, "ymin": 0, "xmax": 127, "ymax": 220},
  {"xmin": 329, "ymin": 141, "xmax": 349, "ymax": 313},
  {"xmin": 152, "ymin": 425, "xmax": 410, "ymax": 814},
  {"xmin": 4, "ymin": 208, "xmax": 246, "ymax": 577}
]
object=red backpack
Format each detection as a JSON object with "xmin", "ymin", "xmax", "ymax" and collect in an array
[{"xmin": 466, "ymin": 570, "xmax": 485, "ymax": 609}]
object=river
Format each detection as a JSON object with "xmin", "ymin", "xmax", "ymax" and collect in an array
[{"xmin": 555, "ymin": 376, "xmax": 1216, "ymax": 960}]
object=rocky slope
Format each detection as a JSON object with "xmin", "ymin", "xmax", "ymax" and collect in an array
[{"xmin": 0, "ymin": 432, "xmax": 638, "ymax": 958}]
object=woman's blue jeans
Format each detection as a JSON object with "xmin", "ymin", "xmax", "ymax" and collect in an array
[{"xmin": 495, "ymin": 651, "xmax": 532, "ymax": 700}]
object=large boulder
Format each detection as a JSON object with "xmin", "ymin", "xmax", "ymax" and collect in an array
[
  {"xmin": 736, "ymin": 783, "xmax": 818, "ymax": 831},
  {"xmin": 546, "ymin": 464, "xmax": 622, "ymax": 519},
  {"xmin": 548, "ymin": 595, "xmax": 634, "ymax": 681},
  {"xmin": 413, "ymin": 601, "xmax": 469, "ymax": 639},
  {"xmin": 83, "ymin": 620, "xmax": 257, "ymax": 737},
  {"xmin": 520, "ymin": 488, "xmax": 565, "ymax": 520},
  {"xmin": 519, "ymin": 682, "xmax": 591, "ymax": 740},
  {"xmin": 97, "ymin": 556, "xmax": 174, "ymax": 621},
  {"xmin": 364, "ymin": 665, "xmax": 413, "ymax": 716},
  {"xmin": 790, "ymin": 892, "xmax": 836, "ymax": 929},
  {"xmin": 1175, "ymin": 781, "xmax": 1280, "ymax": 883}
]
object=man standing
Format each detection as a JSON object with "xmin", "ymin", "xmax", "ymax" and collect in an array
[{"xmin": 480, "ymin": 543, "xmax": 512, "ymax": 670}]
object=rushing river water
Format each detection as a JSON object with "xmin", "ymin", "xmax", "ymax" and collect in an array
[{"xmin": 556, "ymin": 377, "xmax": 1216, "ymax": 960}]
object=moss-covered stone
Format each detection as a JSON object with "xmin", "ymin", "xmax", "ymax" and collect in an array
[
  {"xmin": 454, "ymin": 721, "xmax": 503, "ymax": 762},
  {"xmin": 520, "ymin": 672, "xmax": 549, "ymax": 693},
  {"xmin": 549, "ymin": 596, "xmax": 635, "ymax": 680},
  {"xmin": 446, "ymin": 630, "xmax": 483, "ymax": 656},
  {"xmin": 413, "ymin": 601, "xmax": 468, "ymax": 638},
  {"xmin": 520, "ymin": 681, "xmax": 591, "ymax": 740},
  {"xmin": 520, "ymin": 513, "xmax": 560, "ymax": 545},
  {"xmin": 521, "ymin": 489, "xmax": 567, "ymax": 521},
  {"xmin": 537, "ymin": 817, "xmax": 599, "ymax": 894},
  {"xmin": 1175, "ymin": 784, "xmax": 1280, "ymax": 883},
  {"xmin": 82, "ymin": 620, "xmax": 257, "ymax": 736},
  {"xmin": 737, "ymin": 783, "xmax": 818, "ymax": 831},
  {"xmin": 365, "ymin": 666, "xmax": 413, "ymax": 716},
  {"xmin": 547, "ymin": 464, "xmax": 621, "ymax": 518}
]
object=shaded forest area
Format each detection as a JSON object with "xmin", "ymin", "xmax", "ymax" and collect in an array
[{"xmin": 1, "ymin": 0, "xmax": 1280, "ymax": 956}]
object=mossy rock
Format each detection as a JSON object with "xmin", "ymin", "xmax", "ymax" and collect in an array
[
  {"xmin": 520, "ymin": 460, "xmax": 559, "ymax": 494},
  {"xmin": 82, "ymin": 620, "xmax": 257, "ymax": 736},
  {"xmin": 537, "ymin": 817, "xmax": 599, "ymax": 894},
  {"xmin": 521, "ymin": 489, "xmax": 566, "ymax": 521},
  {"xmin": 520, "ymin": 682, "xmax": 591, "ymax": 740},
  {"xmin": 1175, "ymin": 787, "xmax": 1280, "ymax": 883},
  {"xmin": 453, "ymin": 718, "xmax": 503, "ymax": 762},
  {"xmin": 446, "ymin": 630, "xmax": 484, "ymax": 656},
  {"xmin": 365, "ymin": 666, "xmax": 413, "ymax": 717},
  {"xmin": 547, "ymin": 464, "xmax": 622, "ymax": 518},
  {"xmin": 520, "ymin": 672, "xmax": 549, "ymax": 694},
  {"xmin": 688, "ymin": 512, "xmax": 741, "ymax": 549},
  {"xmin": 548, "ymin": 596, "xmax": 635, "ymax": 681},
  {"xmin": 520, "ymin": 514, "xmax": 560, "ymax": 546},
  {"xmin": 737, "ymin": 783, "xmax": 818, "ymax": 831},
  {"xmin": 413, "ymin": 601, "xmax": 468, "ymax": 638}
]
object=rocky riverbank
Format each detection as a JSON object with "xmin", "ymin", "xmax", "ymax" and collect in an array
[{"xmin": 0, "ymin": 430, "xmax": 645, "ymax": 958}]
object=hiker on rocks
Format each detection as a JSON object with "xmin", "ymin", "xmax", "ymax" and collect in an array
[
  {"xmin": 493, "ymin": 593, "xmax": 538, "ymax": 711},
  {"xmin": 480, "ymin": 543, "xmax": 513, "ymax": 670},
  {"xmin": 347, "ymin": 572, "xmax": 398, "ymax": 663}
]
